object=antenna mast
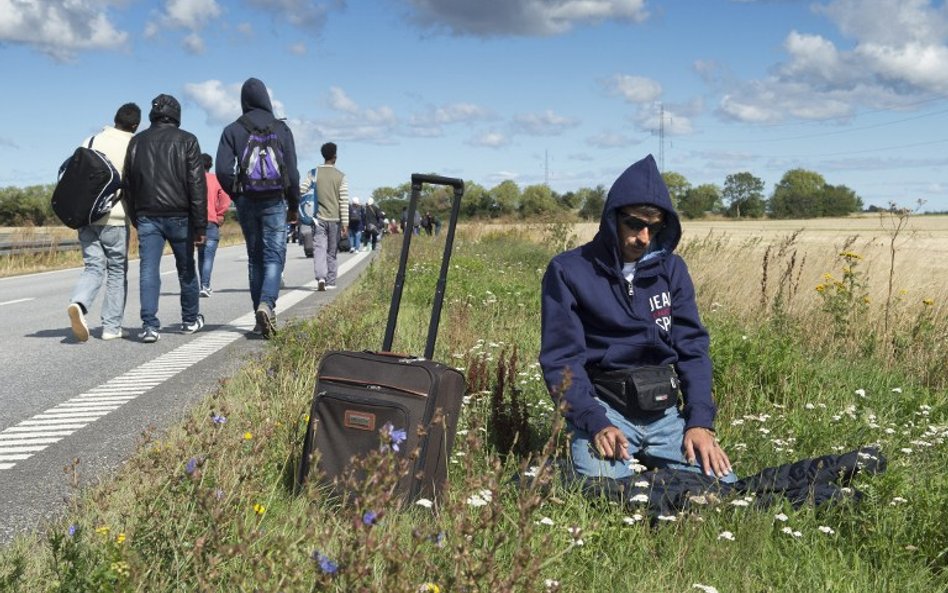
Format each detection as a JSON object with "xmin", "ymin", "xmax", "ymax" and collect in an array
[{"xmin": 658, "ymin": 103, "xmax": 665, "ymax": 172}]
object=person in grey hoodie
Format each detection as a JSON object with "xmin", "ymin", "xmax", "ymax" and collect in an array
[{"xmin": 215, "ymin": 77, "xmax": 300, "ymax": 338}]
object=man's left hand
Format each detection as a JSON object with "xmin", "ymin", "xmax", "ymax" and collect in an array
[
  {"xmin": 684, "ymin": 427, "xmax": 732, "ymax": 479},
  {"xmin": 340, "ymin": 227, "xmax": 349, "ymax": 239},
  {"xmin": 194, "ymin": 234, "xmax": 206, "ymax": 246}
]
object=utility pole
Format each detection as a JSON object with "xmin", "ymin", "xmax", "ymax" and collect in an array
[
  {"xmin": 658, "ymin": 103, "xmax": 665, "ymax": 172},
  {"xmin": 544, "ymin": 149, "xmax": 549, "ymax": 186}
]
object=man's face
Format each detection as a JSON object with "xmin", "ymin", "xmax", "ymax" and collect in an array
[{"xmin": 617, "ymin": 207, "xmax": 664, "ymax": 262}]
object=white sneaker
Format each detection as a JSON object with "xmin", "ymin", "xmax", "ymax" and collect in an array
[
  {"xmin": 101, "ymin": 328, "xmax": 126, "ymax": 341},
  {"xmin": 139, "ymin": 327, "xmax": 160, "ymax": 343},
  {"xmin": 67, "ymin": 303, "xmax": 89, "ymax": 342},
  {"xmin": 182, "ymin": 314, "xmax": 205, "ymax": 334}
]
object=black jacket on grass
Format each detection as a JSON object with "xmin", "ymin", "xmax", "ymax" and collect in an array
[{"xmin": 565, "ymin": 446, "xmax": 887, "ymax": 520}]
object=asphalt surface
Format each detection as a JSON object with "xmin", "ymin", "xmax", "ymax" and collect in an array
[{"xmin": 0, "ymin": 238, "xmax": 377, "ymax": 545}]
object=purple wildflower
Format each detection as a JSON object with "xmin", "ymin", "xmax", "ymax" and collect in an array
[
  {"xmin": 68, "ymin": 524, "xmax": 77, "ymax": 537},
  {"xmin": 185, "ymin": 457, "xmax": 198, "ymax": 475},
  {"xmin": 381, "ymin": 422, "xmax": 408, "ymax": 452},
  {"xmin": 211, "ymin": 413, "xmax": 227, "ymax": 424},
  {"xmin": 312, "ymin": 551, "xmax": 338, "ymax": 574},
  {"xmin": 362, "ymin": 510, "xmax": 378, "ymax": 526}
]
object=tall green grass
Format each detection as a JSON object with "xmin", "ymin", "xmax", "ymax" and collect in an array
[{"xmin": 1, "ymin": 225, "xmax": 946, "ymax": 592}]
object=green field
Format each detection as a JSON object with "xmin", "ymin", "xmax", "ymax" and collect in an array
[{"xmin": 1, "ymin": 218, "xmax": 946, "ymax": 592}]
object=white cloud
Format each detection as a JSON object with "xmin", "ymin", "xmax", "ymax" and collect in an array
[
  {"xmin": 164, "ymin": 0, "xmax": 221, "ymax": 30},
  {"xmin": 328, "ymin": 87, "xmax": 361, "ymax": 114},
  {"xmin": 404, "ymin": 0, "xmax": 649, "ymax": 36},
  {"xmin": 289, "ymin": 42, "xmax": 307, "ymax": 55},
  {"xmin": 0, "ymin": 0, "xmax": 128, "ymax": 60},
  {"xmin": 717, "ymin": 0, "xmax": 948, "ymax": 122},
  {"xmin": 469, "ymin": 131, "xmax": 510, "ymax": 147},
  {"xmin": 604, "ymin": 74, "xmax": 662, "ymax": 103},
  {"xmin": 513, "ymin": 109, "xmax": 580, "ymax": 135},
  {"xmin": 184, "ymin": 80, "xmax": 243, "ymax": 125},
  {"xmin": 406, "ymin": 102, "xmax": 492, "ymax": 136},
  {"xmin": 586, "ymin": 131, "xmax": 638, "ymax": 148},
  {"xmin": 246, "ymin": 0, "xmax": 344, "ymax": 32},
  {"xmin": 183, "ymin": 32, "xmax": 205, "ymax": 54}
]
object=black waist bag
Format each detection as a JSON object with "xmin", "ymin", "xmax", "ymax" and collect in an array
[{"xmin": 589, "ymin": 365, "xmax": 680, "ymax": 417}]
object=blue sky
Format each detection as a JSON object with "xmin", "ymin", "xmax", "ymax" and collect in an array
[{"xmin": 2, "ymin": 0, "xmax": 947, "ymax": 212}]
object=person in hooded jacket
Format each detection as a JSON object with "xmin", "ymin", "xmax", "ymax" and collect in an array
[
  {"xmin": 124, "ymin": 94, "xmax": 206, "ymax": 344},
  {"xmin": 215, "ymin": 77, "xmax": 301, "ymax": 339},
  {"xmin": 539, "ymin": 154, "xmax": 735, "ymax": 482}
]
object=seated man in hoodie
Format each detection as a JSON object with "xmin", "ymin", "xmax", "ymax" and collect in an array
[{"xmin": 539, "ymin": 154, "xmax": 734, "ymax": 482}]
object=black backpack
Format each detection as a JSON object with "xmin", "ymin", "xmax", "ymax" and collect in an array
[
  {"xmin": 51, "ymin": 137, "xmax": 123, "ymax": 229},
  {"xmin": 236, "ymin": 115, "xmax": 287, "ymax": 197}
]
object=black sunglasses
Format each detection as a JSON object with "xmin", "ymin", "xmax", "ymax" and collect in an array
[{"xmin": 619, "ymin": 214, "xmax": 664, "ymax": 235}]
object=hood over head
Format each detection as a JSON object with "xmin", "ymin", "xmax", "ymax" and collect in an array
[
  {"xmin": 241, "ymin": 78, "xmax": 274, "ymax": 114},
  {"xmin": 149, "ymin": 94, "xmax": 181, "ymax": 125},
  {"xmin": 597, "ymin": 154, "xmax": 681, "ymax": 264},
  {"xmin": 367, "ymin": 197, "xmax": 375, "ymax": 206}
]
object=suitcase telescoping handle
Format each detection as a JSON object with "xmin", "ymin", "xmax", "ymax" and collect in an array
[{"xmin": 382, "ymin": 174, "xmax": 465, "ymax": 360}]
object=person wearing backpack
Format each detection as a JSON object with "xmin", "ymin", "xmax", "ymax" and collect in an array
[
  {"xmin": 215, "ymin": 77, "xmax": 301, "ymax": 338},
  {"xmin": 123, "ymin": 94, "xmax": 207, "ymax": 344},
  {"xmin": 299, "ymin": 142, "xmax": 348, "ymax": 291},
  {"xmin": 66, "ymin": 103, "xmax": 141, "ymax": 342}
]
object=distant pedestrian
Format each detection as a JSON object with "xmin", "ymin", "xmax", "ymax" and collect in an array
[
  {"xmin": 300, "ymin": 142, "xmax": 348, "ymax": 290},
  {"xmin": 198, "ymin": 153, "xmax": 231, "ymax": 297},
  {"xmin": 66, "ymin": 102, "xmax": 141, "ymax": 342},
  {"xmin": 363, "ymin": 197, "xmax": 382, "ymax": 251},
  {"xmin": 216, "ymin": 77, "xmax": 301, "ymax": 338},
  {"xmin": 348, "ymin": 196, "xmax": 363, "ymax": 253},
  {"xmin": 123, "ymin": 94, "xmax": 206, "ymax": 343}
]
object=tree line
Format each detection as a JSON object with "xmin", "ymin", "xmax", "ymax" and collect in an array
[
  {"xmin": 0, "ymin": 167, "xmax": 869, "ymax": 227},
  {"xmin": 370, "ymin": 167, "xmax": 867, "ymax": 223}
]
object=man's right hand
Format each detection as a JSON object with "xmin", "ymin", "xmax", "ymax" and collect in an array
[
  {"xmin": 286, "ymin": 209, "xmax": 298, "ymax": 224},
  {"xmin": 593, "ymin": 426, "xmax": 630, "ymax": 461}
]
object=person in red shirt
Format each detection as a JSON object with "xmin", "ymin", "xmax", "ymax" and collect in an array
[{"xmin": 198, "ymin": 153, "xmax": 231, "ymax": 297}]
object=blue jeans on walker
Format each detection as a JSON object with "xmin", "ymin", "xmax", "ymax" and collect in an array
[
  {"xmin": 568, "ymin": 401, "xmax": 737, "ymax": 482},
  {"xmin": 234, "ymin": 196, "xmax": 287, "ymax": 311},
  {"xmin": 137, "ymin": 216, "xmax": 200, "ymax": 330},
  {"xmin": 197, "ymin": 222, "xmax": 220, "ymax": 291}
]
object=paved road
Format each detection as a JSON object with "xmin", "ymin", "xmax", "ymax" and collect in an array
[{"xmin": 0, "ymin": 239, "xmax": 376, "ymax": 544}]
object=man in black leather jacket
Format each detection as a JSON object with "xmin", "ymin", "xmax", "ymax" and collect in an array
[{"xmin": 123, "ymin": 94, "xmax": 207, "ymax": 343}]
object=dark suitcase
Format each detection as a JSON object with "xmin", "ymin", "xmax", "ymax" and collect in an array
[{"xmin": 298, "ymin": 174, "xmax": 466, "ymax": 501}]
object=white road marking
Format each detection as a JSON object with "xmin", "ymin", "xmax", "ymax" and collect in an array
[
  {"xmin": 0, "ymin": 251, "xmax": 369, "ymax": 470},
  {"xmin": 0, "ymin": 298, "xmax": 33, "ymax": 306}
]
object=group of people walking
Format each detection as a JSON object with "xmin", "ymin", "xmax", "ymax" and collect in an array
[{"xmin": 65, "ymin": 77, "xmax": 349, "ymax": 343}]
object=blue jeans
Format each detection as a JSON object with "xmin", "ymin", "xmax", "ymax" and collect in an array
[
  {"xmin": 197, "ymin": 222, "xmax": 220, "ymax": 290},
  {"xmin": 70, "ymin": 224, "xmax": 128, "ymax": 333},
  {"xmin": 349, "ymin": 220, "xmax": 362, "ymax": 251},
  {"xmin": 234, "ymin": 196, "xmax": 287, "ymax": 311},
  {"xmin": 568, "ymin": 401, "xmax": 737, "ymax": 483},
  {"xmin": 137, "ymin": 216, "xmax": 200, "ymax": 330},
  {"xmin": 312, "ymin": 219, "xmax": 339, "ymax": 285}
]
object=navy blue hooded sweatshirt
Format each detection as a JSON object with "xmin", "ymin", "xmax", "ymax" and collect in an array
[
  {"xmin": 215, "ymin": 77, "xmax": 301, "ymax": 211},
  {"xmin": 539, "ymin": 154, "xmax": 716, "ymax": 438}
]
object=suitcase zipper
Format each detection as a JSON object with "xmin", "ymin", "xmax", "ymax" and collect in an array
[{"xmin": 320, "ymin": 375, "xmax": 429, "ymax": 398}]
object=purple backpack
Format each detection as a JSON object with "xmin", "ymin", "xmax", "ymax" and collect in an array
[{"xmin": 236, "ymin": 115, "xmax": 286, "ymax": 197}]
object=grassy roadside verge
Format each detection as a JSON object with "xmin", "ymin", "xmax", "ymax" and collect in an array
[{"xmin": 1, "ymin": 224, "xmax": 946, "ymax": 592}]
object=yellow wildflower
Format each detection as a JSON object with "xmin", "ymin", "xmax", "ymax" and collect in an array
[
  {"xmin": 253, "ymin": 503, "xmax": 266, "ymax": 516},
  {"xmin": 244, "ymin": 431, "xmax": 253, "ymax": 440},
  {"xmin": 116, "ymin": 533, "xmax": 126, "ymax": 544},
  {"xmin": 418, "ymin": 584, "xmax": 441, "ymax": 593},
  {"xmin": 95, "ymin": 526, "xmax": 110, "ymax": 537},
  {"xmin": 815, "ymin": 284, "xmax": 826, "ymax": 293},
  {"xmin": 922, "ymin": 298, "xmax": 934, "ymax": 306}
]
